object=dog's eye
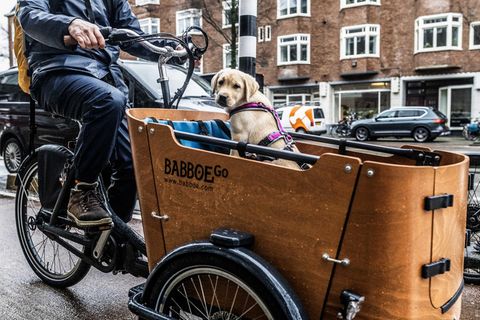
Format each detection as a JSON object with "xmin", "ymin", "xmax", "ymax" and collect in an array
[
  {"xmin": 218, "ymin": 80, "xmax": 224, "ymax": 86},
  {"xmin": 233, "ymin": 84, "xmax": 241, "ymax": 89}
]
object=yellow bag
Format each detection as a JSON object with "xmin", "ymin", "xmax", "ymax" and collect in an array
[{"xmin": 13, "ymin": 4, "xmax": 31, "ymax": 94}]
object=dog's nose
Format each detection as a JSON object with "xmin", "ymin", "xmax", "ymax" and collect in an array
[{"xmin": 217, "ymin": 94, "xmax": 228, "ymax": 106}]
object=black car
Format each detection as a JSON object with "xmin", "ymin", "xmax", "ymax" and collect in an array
[
  {"xmin": 350, "ymin": 107, "xmax": 450, "ymax": 143},
  {"xmin": 0, "ymin": 61, "xmax": 221, "ymax": 173}
]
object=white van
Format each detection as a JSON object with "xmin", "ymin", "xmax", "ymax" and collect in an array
[{"xmin": 276, "ymin": 104, "xmax": 327, "ymax": 135}]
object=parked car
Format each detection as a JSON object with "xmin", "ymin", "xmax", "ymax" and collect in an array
[
  {"xmin": 0, "ymin": 60, "xmax": 221, "ymax": 173},
  {"xmin": 350, "ymin": 107, "xmax": 450, "ymax": 142},
  {"xmin": 276, "ymin": 104, "xmax": 327, "ymax": 134}
]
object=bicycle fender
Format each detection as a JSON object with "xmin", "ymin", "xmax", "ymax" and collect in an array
[{"xmin": 142, "ymin": 241, "xmax": 308, "ymax": 320}]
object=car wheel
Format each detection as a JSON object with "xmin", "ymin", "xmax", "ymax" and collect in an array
[
  {"xmin": 3, "ymin": 137, "xmax": 24, "ymax": 173},
  {"xmin": 412, "ymin": 127, "xmax": 430, "ymax": 143},
  {"xmin": 355, "ymin": 127, "xmax": 369, "ymax": 141},
  {"xmin": 296, "ymin": 127, "xmax": 306, "ymax": 133}
]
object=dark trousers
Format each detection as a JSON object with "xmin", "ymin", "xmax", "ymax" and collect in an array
[{"xmin": 33, "ymin": 72, "xmax": 136, "ymax": 222}]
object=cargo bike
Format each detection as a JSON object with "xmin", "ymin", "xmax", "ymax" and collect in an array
[{"xmin": 14, "ymin": 28, "xmax": 469, "ymax": 320}]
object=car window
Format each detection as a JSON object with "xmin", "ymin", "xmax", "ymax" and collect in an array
[
  {"xmin": 398, "ymin": 110, "xmax": 424, "ymax": 117},
  {"xmin": 0, "ymin": 73, "xmax": 30, "ymax": 103},
  {"xmin": 433, "ymin": 109, "xmax": 447, "ymax": 119},
  {"xmin": 377, "ymin": 110, "xmax": 396, "ymax": 118},
  {"xmin": 123, "ymin": 62, "xmax": 211, "ymax": 98},
  {"xmin": 313, "ymin": 108, "xmax": 324, "ymax": 119}
]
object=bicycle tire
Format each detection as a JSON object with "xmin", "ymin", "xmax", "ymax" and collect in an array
[
  {"xmin": 145, "ymin": 252, "xmax": 300, "ymax": 320},
  {"xmin": 15, "ymin": 156, "xmax": 91, "ymax": 288}
]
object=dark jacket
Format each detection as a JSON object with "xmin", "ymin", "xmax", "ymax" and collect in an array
[{"xmin": 17, "ymin": 0, "xmax": 176, "ymax": 95}]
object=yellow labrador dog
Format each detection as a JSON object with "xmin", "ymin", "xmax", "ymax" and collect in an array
[{"xmin": 211, "ymin": 69, "xmax": 302, "ymax": 169}]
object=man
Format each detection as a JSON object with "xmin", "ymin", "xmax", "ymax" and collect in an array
[{"xmin": 17, "ymin": 0, "xmax": 180, "ymax": 227}]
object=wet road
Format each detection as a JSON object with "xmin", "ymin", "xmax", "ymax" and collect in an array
[{"xmin": 0, "ymin": 197, "xmax": 142, "ymax": 320}]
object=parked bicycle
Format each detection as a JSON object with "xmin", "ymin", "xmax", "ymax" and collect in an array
[
  {"xmin": 465, "ymin": 152, "xmax": 480, "ymax": 284},
  {"xmin": 330, "ymin": 112, "xmax": 357, "ymax": 137},
  {"xmin": 463, "ymin": 119, "xmax": 480, "ymax": 142}
]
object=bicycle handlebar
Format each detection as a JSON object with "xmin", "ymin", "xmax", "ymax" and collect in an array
[{"xmin": 63, "ymin": 27, "xmax": 188, "ymax": 59}]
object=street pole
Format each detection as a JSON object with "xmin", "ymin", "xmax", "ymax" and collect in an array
[{"xmin": 239, "ymin": 0, "xmax": 256, "ymax": 77}]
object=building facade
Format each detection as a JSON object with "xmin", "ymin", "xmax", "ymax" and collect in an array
[
  {"xmin": 129, "ymin": 0, "xmax": 480, "ymax": 130},
  {"xmin": 7, "ymin": 0, "xmax": 480, "ymax": 129}
]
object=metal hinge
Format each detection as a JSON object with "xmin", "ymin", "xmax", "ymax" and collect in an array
[
  {"xmin": 422, "ymin": 258, "xmax": 451, "ymax": 278},
  {"xmin": 424, "ymin": 194, "xmax": 454, "ymax": 211}
]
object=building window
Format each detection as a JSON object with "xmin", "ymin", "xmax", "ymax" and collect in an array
[
  {"xmin": 176, "ymin": 9, "xmax": 202, "ymax": 35},
  {"xmin": 135, "ymin": 0, "xmax": 159, "ymax": 5},
  {"xmin": 139, "ymin": 18, "xmax": 160, "ymax": 34},
  {"xmin": 340, "ymin": 0, "xmax": 380, "ymax": 9},
  {"xmin": 265, "ymin": 25, "xmax": 272, "ymax": 41},
  {"xmin": 340, "ymin": 24, "xmax": 380, "ymax": 59},
  {"xmin": 415, "ymin": 13, "xmax": 462, "ymax": 53},
  {"xmin": 278, "ymin": 0, "xmax": 310, "ymax": 19},
  {"xmin": 277, "ymin": 34, "xmax": 310, "ymax": 65},
  {"xmin": 258, "ymin": 27, "xmax": 265, "ymax": 42},
  {"xmin": 333, "ymin": 82, "xmax": 391, "ymax": 122},
  {"xmin": 470, "ymin": 22, "xmax": 480, "ymax": 49},
  {"xmin": 223, "ymin": 44, "xmax": 239, "ymax": 69}
]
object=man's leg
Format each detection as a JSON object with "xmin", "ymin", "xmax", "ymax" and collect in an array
[
  {"xmin": 108, "ymin": 117, "xmax": 137, "ymax": 223},
  {"xmin": 35, "ymin": 72, "xmax": 127, "ymax": 227}
]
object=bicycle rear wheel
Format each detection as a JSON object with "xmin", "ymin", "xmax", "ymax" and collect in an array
[{"xmin": 15, "ymin": 156, "xmax": 91, "ymax": 287}]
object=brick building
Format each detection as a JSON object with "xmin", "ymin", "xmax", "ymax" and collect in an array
[
  {"xmin": 6, "ymin": 0, "xmax": 480, "ymax": 129},
  {"xmin": 130, "ymin": 0, "xmax": 480, "ymax": 130}
]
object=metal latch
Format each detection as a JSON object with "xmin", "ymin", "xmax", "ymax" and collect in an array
[
  {"xmin": 337, "ymin": 290, "xmax": 365, "ymax": 320},
  {"xmin": 422, "ymin": 258, "xmax": 451, "ymax": 278},
  {"xmin": 424, "ymin": 194, "xmax": 454, "ymax": 211}
]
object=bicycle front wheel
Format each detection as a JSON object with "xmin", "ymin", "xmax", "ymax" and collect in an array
[{"xmin": 15, "ymin": 156, "xmax": 91, "ymax": 287}]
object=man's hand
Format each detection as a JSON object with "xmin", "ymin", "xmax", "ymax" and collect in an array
[{"xmin": 67, "ymin": 19, "xmax": 105, "ymax": 49}]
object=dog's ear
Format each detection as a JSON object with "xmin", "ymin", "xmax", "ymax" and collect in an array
[
  {"xmin": 244, "ymin": 73, "xmax": 260, "ymax": 100},
  {"xmin": 211, "ymin": 70, "xmax": 223, "ymax": 93}
]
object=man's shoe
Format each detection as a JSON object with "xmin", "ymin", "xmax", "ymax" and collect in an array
[{"xmin": 67, "ymin": 182, "xmax": 112, "ymax": 228}]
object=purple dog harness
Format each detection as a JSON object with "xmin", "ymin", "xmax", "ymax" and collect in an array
[{"xmin": 229, "ymin": 102, "xmax": 295, "ymax": 150}]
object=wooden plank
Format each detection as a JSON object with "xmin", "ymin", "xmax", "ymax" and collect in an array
[
  {"xmin": 430, "ymin": 151, "xmax": 469, "ymax": 309},
  {"xmin": 324, "ymin": 161, "xmax": 440, "ymax": 319}
]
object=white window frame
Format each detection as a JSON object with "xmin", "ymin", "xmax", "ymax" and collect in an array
[
  {"xmin": 277, "ymin": 34, "xmax": 310, "ymax": 66},
  {"xmin": 340, "ymin": 24, "xmax": 380, "ymax": 59},
  {"xmin": 414, "ymin": 13, "xmax": 463, "ymax": 53},
  {"xmin": 135, "ymin": 0, "xmax": 159, "ymax": 5},
  {"xmin": 138, "ymin": 18, "xmax": 160, "ymax": 34},
  {"xmin": 470, "ymin": 21, "xmax": 480, "ymax": 50},
  {"xmin": 277, "ymin": 0, "xmax": 310, "ymax": 19},
  {"xmin": 223, "ymin": 43, "xmax": 239, "ymax": 69},
  {"xmin": 258, "ymin": 27, "xmax": 265, "ymax": 42},
  {"xmin": 265, "ymin": 25, "xmax": 272, "ymax": 42},
  {"xmin": 340, "ymin": 0, "xmax": 380, "ymax": 9},
  {"xmin": 176, "ymin": 9, "xmax": 202, "ymax": 35}
]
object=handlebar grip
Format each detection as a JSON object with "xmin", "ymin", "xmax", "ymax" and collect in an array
[
  {"xmin": 63, "ymin": 27, "xmax": 113, "ymax": 46},
  {"xmin": 99, "ymin": 27, "xmax": 113, "ymax": 39}
]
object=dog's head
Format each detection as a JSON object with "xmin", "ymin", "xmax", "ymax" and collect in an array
[{"xmin": 211, "ymin": 69, "xmax": 260, "ymax": 111}]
